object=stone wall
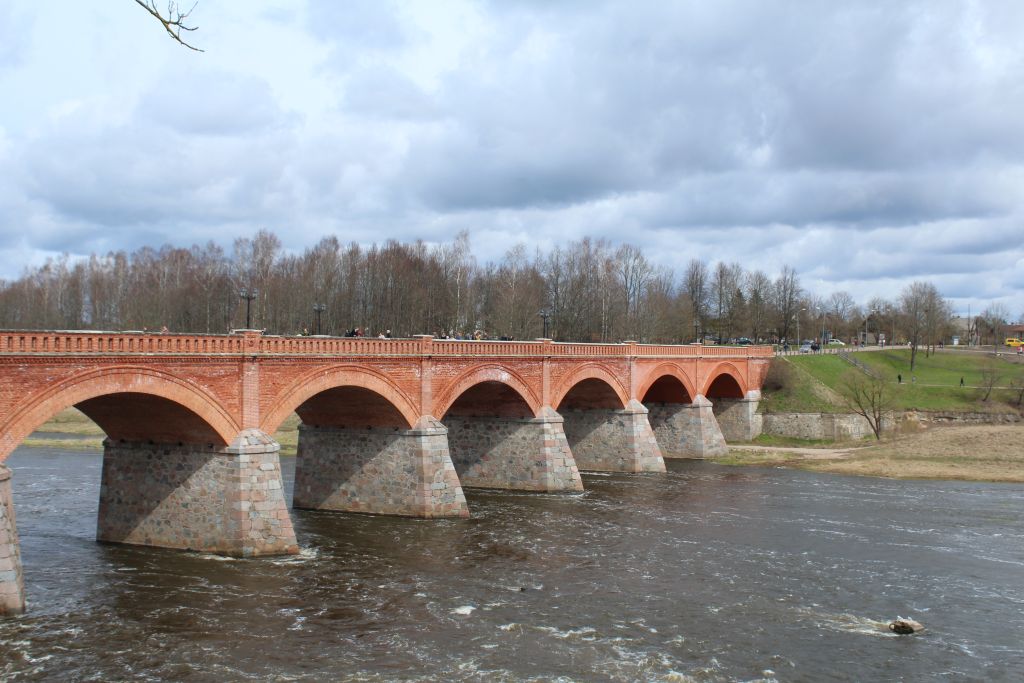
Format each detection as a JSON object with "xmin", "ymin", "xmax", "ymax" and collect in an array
[
  {"xmin": 712, "ymin": 398, "xmax": 763, "ymax": 441},
  {"xmin": 97, "ymin": 430, "xmax": 298, "ymax": 557},
  {"xmin": 760, "ymin": 413, "xmax": 887, "ymax": 441},
  {"xmin": 561, "ymin": 401, "xmax": 665, "ymax": 472},
  {"xmin": 444, "ymin": 411, "xmax": 583, "ymax": 491},
  {"xmin": 646, "ymin": 397, "xmax": 728, "ymax": 458},
  {"xmin": 0, "ymin": 466, "xmax": 25, "ymax": 616},
  {"xmin": 293, "ymin": 418, "xmax": 469, "ymax": 518},
  {"xmin": 761, "ymin": 410, "xmax": 1021, "ymax": 441}
]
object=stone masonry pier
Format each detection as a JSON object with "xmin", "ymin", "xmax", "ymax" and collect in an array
[{"xmin": 0, "ymin": 330, "xmax": 771, "ymax": 615}]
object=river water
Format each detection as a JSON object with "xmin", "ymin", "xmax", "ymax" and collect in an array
[{"xmin": 1, "ymin": 446, "xmax": 1022, "ymax": 681}]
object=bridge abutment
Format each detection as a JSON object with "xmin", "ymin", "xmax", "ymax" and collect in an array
[
  {"xmin": 647, "ymin": 395, "xmax": 729, "ymax": 458},
  {"xmin": 712, "ymin": 391, "xmax": 763, "ymax": 442},
  {"xmin": 0, "ymin": 466, "xmax": 25, "ymax": 616},
  {"xmin": 293, "ymin": 417, "xmax": 469, "ymax": 518},
  {"xmin": 561, "ymin": 400, "xmax": 666, "ymax": 472},
  {"xmin": 444, "ymin": 407, "xmax": 583, "ymax": 491},
  {"xmin": 97, "ymin": 430, "xmax": 299, "ymax": 557}
]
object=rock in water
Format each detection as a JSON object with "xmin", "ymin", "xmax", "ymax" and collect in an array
[{"xmin": 888, "ymin": 617, "xmax": 924, "ymax": 634}]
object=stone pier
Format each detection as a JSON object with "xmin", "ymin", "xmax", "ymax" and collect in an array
[
  {"xmin": 712, "ymin": 391, "xmax": 763, "ymax": 442},
  {"xmin": 561, "ymin": 400, "xmax": 666, "ymax": 472},
  {"xmin": 647, "ymin": 395, "xmax": 728, "ymax": 458},
  {"xmin": 97, "ymin": 430, "xmax": 299, "ymax": 557},
  {"xmin": 0, "ymin": 466, "xmax": 25, "ymax": 616},
  {"xmin": 293, "ymin": 417, "xmax": 469, "ymax": 518},
  {"xmin": 444, "ymin": 407, "xmax": 583, "ymax": 491}
]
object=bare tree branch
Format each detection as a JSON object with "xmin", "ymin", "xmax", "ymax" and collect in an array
[
  {"xmin": 133, "ymin": 0, "xmax": 203, "ymax": 52},
  {"xmin": 838, "ymin": 369, "xmax": 895, "ymax": 440}
]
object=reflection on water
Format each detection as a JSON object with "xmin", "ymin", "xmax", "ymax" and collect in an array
[{"xmin": 1, "ymin": 448, "xmax": 1023, "ymax": 681}]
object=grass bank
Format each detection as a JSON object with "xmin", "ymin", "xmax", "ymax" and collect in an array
[
  {"xmin": 717, "ymin": 423, "xmax": 1024, "ymax": 483},
  {"xmin": 760, "ymin": 349, "xmax": 1024, "ymax": 414}
]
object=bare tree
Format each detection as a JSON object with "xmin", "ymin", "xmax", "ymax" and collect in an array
[
  {"xmin": 134, "ymin": 0, "xmax": 203, "ymax": 51},
  {"xmin": 837, "ymin": 369, "xmax": 894, "ymax": 440},
  {"xmin": 978, "ymin": 360, "xmax": 1002, "ymax": 402},
  {"xmin": 684, "ymin": 259, "xmax": 708, "ymax": 341},
  {"xmin": 899, "ymin": 281, "xmax": 941, "ymax": 371},
  {"xmin": 772, "ymin": 265, "xmax": 801, "ymax": 344},
  {"xmin": 1010, "ymin": 378, "xmax": 1024, "ymax": 407}
]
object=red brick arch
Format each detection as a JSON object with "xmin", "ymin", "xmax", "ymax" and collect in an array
[
  {"xmin": 0, "ymin": 366, "xmax": 239, "ymax": 463},
  {"xmin": 261, "ymin": 364, "xmax": 420, "ymax": 434},
  {"xmin": 701, "ymin": 362, "xmax": 749, "ymax": 397},
  {"xmin": 434, "ymin": 364, "xmax": 542, "ymax": 419},
  {"xmin": 551, "ymin": 363, "xmax": 630, "ymax": 410},
  {"xmin": 636, "ymin": 362, "xmax": 699, "ymax": 403}
]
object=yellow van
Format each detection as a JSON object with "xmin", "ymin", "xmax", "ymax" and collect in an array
[{"xmin": 1005, "ymin": 338, "xmax": 1023, "ymax": 347}]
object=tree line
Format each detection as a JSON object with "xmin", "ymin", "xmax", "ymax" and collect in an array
[{"xmin": 0, "ymin": 230, "xmax": 1013, "ymax": 351}]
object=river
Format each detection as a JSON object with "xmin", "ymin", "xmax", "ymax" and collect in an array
[{"xmin": 1, "ymin": 446, "xmax": 1022, "ymax": 681}]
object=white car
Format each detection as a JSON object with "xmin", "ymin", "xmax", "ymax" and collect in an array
[{"xmin": 827, "ymin": 339, "xmax": 845, "ymax": 346}]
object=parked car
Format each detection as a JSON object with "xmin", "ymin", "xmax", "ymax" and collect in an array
[
  {"xmin": 827, "ymin": 339, "xmax": 845, "ymax": 346},
  {"xmin": 799, "ymin": 342, "xmax": 812, "ymax": 353},
  {"xmin": 737, "ymin": 337, "xmax": 753, "ymax": 345},
  {"xmin": 1005, "ymin": 338, "xmax": 1023, "ymax": 347}
]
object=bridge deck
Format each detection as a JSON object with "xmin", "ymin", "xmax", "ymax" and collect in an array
[{"xmin": 0, "ymin": 330, "xmax": 773, "ymax": 358}]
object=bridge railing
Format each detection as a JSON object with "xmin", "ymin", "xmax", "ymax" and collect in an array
[{"xmin": 0, "ymin": 330, "xmax": 774, "ymax": 359}]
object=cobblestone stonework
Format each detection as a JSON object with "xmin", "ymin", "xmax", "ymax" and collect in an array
[
  {"xmin": 647, "ymin": 396, "xmax": 729, "ymax": 458},
  {"xmin": 97, "ymin": 430, "xmax": 298, "ymax": 557},
  {"xmin": 293, "ymin": 417, "xmax": 469, "ymax": 518},
  {"xmin": 444, "ymin": 407, "xmax": 583, "ymax": 492},
  {"xmin": 0, "ymin": 466, "xmax": 25, "ymax": 616},
  {"xmin": 561, "ymin": 400, "xmax": 666, "ymax": 472},
  {"xmin": 712, "ymin": 397, "xmax": 763, "ymax": 442}
]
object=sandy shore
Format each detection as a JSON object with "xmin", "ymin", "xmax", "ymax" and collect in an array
[{"xmin": 718, "ymin": 423, "xmax": 1024, "ymax": 483}]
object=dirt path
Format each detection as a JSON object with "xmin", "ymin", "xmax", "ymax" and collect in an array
[
  {"xmin": 726, "ymin": 444, "xmax": 866, "ymax": 460},
  {"xmin": 720, "ymin": 423, "xmax": 1024, "ymax": 482}
]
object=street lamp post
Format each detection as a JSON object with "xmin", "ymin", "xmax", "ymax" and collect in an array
[
  {"xmin": 864, "ymin": 309, "xmax": 876, "ymax": 346},
  {"xmin": 312, "ymin": 303, "xmax": 326, "ymax": 335},
  {"xmin": 239, "ymin": 287, "xmax": 257, "ymax": 329},
  {"xmin": 539, "ymin": 309, "xmax": 551, "ymax": 339}
]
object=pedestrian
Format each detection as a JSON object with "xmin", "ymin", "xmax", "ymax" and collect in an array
[
  {"xmin": 960, "ymin": 377, "xmax": 964, "ymax": 387},
  {"xmin": 897, "ymin": 373, "xmax": 902, "ymax": 384}
]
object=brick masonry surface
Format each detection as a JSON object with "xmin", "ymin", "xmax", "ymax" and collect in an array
[
  {"xmin": 97, "ymin": 431, "xmax": 298, "ymax": 557},
  {"xmin": 0, "ymin": 466, "xmax": 25, "ymax": 616},
  {"xmin": 444, "ymin": 410, "xmax": 583, "ymax": 492},
  {"xmin": 561, "ymin": 400, "xmax": 666, "ymax": 473},
  {"xmin": 293, "ymin": 420, "xmax": 469, "ymax": 518},
  {"xmin": 647, "ymin": 397, "xmax": 729, "ymax": 458}
]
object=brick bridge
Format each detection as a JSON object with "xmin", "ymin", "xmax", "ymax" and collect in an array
[{"xmin": 0, "ymin": 330, "xmax": 772, "ymax": 615}]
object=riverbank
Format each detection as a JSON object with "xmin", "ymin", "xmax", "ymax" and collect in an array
[{"xmin": 718, "ymin": 423, "xmax": 1024, "ymax": 483}]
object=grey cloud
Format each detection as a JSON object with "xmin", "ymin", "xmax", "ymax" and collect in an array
[
  {"xmin": 136, "ymin": 69, "xmax": 288, "ymax": 136},
  {"xmin": 342, "ymin": 66, "xmax": 440, "ymax": 120}
]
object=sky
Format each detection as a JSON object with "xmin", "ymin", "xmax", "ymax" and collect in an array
[{"xmin": 0, "ymin": 1, "xmax": 1022, "ymax": 318}]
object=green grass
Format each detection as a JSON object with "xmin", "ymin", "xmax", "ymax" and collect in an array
[{"xmin": 761, "ymin": 350, "xmax": 1024, "ymax": 414}]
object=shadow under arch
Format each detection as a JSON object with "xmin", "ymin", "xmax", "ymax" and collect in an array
[
  {"xmin": 703, "ymin": 362, "xmax": 748, "ymax": 399},
  {"xmin": 552, "ymin": 363, "xmax": 630, "ymax": 410},
  {"xmin": 435, "ymin": 364, "xmax": 541, "ymax": 419},
  {"xmin": 261, "ymin": 365, "xmax": 419, "ymax": 435},
  {"xmin": 637, "ymin": 363, "xmax": 698, "ymax": 404},
  {"xmin": 0, "ymin": 366, "xmax": 238, "ymax": 463}
]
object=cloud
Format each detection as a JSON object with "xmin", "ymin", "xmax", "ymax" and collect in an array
[{"xmin": 0, "ymin": 0, "xmax": 1023, "ymax": 314}]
